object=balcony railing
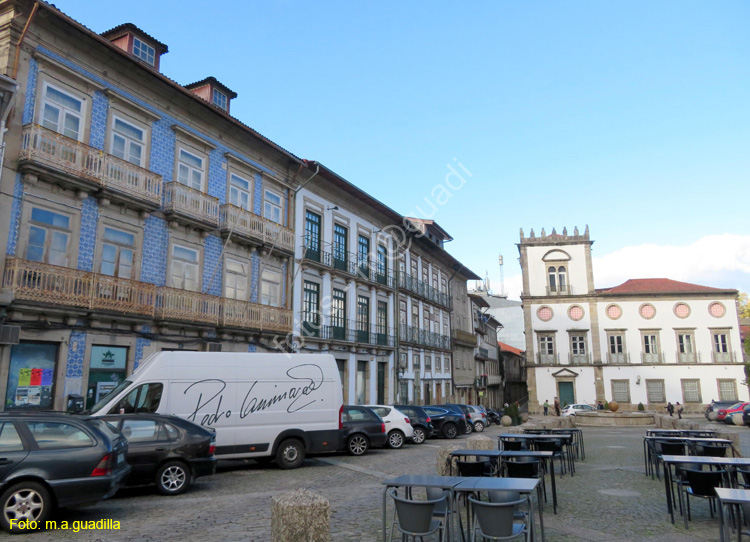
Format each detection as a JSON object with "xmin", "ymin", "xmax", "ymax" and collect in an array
[
  {"xmin": 164, "ymin": 182, "xmax": 220, "ymax": 227},
  {"xmin": 300, "ymin": 240, "xmax": 396, "ymax": 289},
  {"xmin": 219, "ymin": 204, "xmax": 295, "ymax": 252},
  {"xmin": 676, "ymin": 351, "xmax": 700, "ymax": 364},
  {"xmin": 3, "ymin": 259, "xmax": 292, "ymax": 333},
  {"xmin": 299, "ymin": 318, "xmax": 396, "ymax": 347},
  {"xmin": 476, "ymin": 347, "xmax": 490, "ymax": 360},
  {"xmin": 536, "ymin": 352, "xmax": 559, "ymax": 365},
  {"xmin": 399, "ymin": 324, "xmax": 451, "ymax": 350},
  {"xmin": 606, "ymin": 352, "xmax": 630, "ymax": 364},
  {"xmin": 21, "ymin": 124, "xmax": 162, "ymax": 206},
  {"xmin": 398, "ymin": 271, "xmax": 452, "ymax": 309},
  {"xmin": 569, "ymin": 352, "xmax": 590, "ymax": 365},
  {"xmin": 641, "ymin": 352, "xmax": 665, "ymax": 364},
  {"xmin": 545, "ymin": 285, "xmax": 575, "ymax": 296},
  {"xmin": 452, "ymin": 328, "xmax": 477, "ymax": 347},
  {"xmin": 712, "ymin": 351, "xmax": 737, "ymax": 363}
]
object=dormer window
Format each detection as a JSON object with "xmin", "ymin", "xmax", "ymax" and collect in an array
[
  {"xmin": 212, "ymin": 89, "xmax": 228, "ymax": 111},
  {"xmin": 133, "ymin": 37, "xmax": 155, "ymax": 66}
]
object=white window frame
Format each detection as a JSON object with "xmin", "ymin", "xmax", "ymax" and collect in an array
[
  {"xmin": 718, "ymin": 379, "xmax": 738, "ymax": 402},
  {"xmin": 133, "ymin": 37, "xmax": 156, "ymax": 66},
  {"xmin": 260, "ymin": 268, "xmax": 282, "ymax": 307},
  {"xmin": 25, "ymin": 206, "xmax": 72, "ymax": 267},
  {"xmin": 177, "ymin": 147, "xmax": 205, "ymax": 191},
  {"xmin": 611, "ymin": 379, "xmax": 631, "ymax": 403},
  {"xmin": 228, "ymin": 173, "xmax": 252, "ymax": 211},
  {"xmin": 681, "ymin": 379, "xmax": 702, "ymax": 403},
  {"xmin": 100, "ymin": 226, "xmax": 137, "ymax": 279},
  {"xmin": 646, "ymin": 379, "xmax": 665, "ymax": 403},
  {"xmin": 212, "ymin": 88, "xmax": 228, "ymax": 111},
  {"xmin": 39, "ymin": 81, "xmax": 85, "ymax": 141},
  {"xmin": 264, "ymin": 189, "xmax": 283, "ymax": 224},
  {"xmin": 110, "ymin": 115, "xmax": 145, "ymax": 166},
  {"xmin": 169, "ymin": 243, "xmax": 201, "ymax": 291},
  {"xmin": 224, "ymin": 258, "xmax": 248, "ymax": 300}
]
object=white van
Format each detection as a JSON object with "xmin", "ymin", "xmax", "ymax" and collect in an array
[{"xmin": 88, "ymin": 352, "xmax": 343, "ymax": 469}]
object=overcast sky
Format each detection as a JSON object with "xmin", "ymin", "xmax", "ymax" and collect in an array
[{"xmin": 56, "ymin": 1, "xmax": 750, "ymax": 299}]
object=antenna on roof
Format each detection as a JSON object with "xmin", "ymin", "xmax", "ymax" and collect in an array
[{"xmin": 498, "ymin": 254, "xmax": 506, "ymax": 298}]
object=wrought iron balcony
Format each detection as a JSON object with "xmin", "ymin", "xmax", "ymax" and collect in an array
[
  {"xmin": 676, "ymin": 351, "xmax": 700, "ymax": 364},
  {"xmin": 397, "ymin": 271, "xmax": 452, "ymax": 309},
  {"xmin": 399, "ymin": 324, "xmax": 451, "ymax": 350},
  {"xmin": 712, "ymin": 351, "xmax": 737, "ymax": 363},
  {"xmin": 164, "ymin": 182, "xmax": 220, "ymax": 228},
  {"xmin": 568, "ymin": 352, "xmax": 591, "ymax": 365},
  {"xmin": 452, "ymin": 329, "xmax": 477, "ymax": 347},
  {"xmin": 476, "ymin": 347, "xmax": 490, "ymax": 360},
  {"xmin": 300, "ymin": 240, "xmax": 395, "ymax": 290},
  {"xmin": 536, "ymin": 352, "xmax": 559, "ymax": 365},
  {"xmin": 3, "ymin": 259, "xmax": 292, "ymax": 333},
  {"xmin": 545, "ymin": 285, "xmax": 575, "ymax": 296},
  {"xmin": 641, "ymin": 352, "xmax": 665, "ymax": 364},
  {"xmin": 299, "ymin": 317, "xmax": 395, "ymax": 347},
  {"xmin": 606, "ymin": 352, "xmax": 630, "ymax": 364},
  {"xmin": 219, "ymin": 204, "xmax": 294, "ymax": 253},
  {"xmin": 20, "ymin": 124, "xmax": 163, "ymax": 209}
]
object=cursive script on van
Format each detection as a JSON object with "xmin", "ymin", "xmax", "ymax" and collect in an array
[{"xmin": 184, "ymin": 364, "xmax": 325, "ymax": 427}]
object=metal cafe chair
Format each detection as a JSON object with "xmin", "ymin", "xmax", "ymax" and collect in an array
[
  {"xmin": 457, "ymin": 460, "xmax": 492, "ymax": 478},
  {"xmin": 680, "ymin": 468, "xmax": 730, "ymax": 530},
  {"xmin": 388, "ymin": 488, "xmax": 447, "ymax": 541},
  {"xmin": 504, "ymin": 460, "xmax": 547, "ymax": 505},
  {"xmin": 467, "ymin": 495, "xmax": 530, "ymax": 542}
]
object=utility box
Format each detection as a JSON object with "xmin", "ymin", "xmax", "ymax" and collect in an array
[{"xmin": 66, "ymin": 394, "xmax": 85, "ymax": 413}]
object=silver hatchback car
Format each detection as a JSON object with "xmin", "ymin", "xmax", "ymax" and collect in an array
[{"xmin": 466, "ymin": 405, "xmax": 487, "ymax": 432}]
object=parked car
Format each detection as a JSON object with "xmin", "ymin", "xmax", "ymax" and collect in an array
[
  {"xmin": 717, "ymin": 402, "xmax": 750, "ymax": 423},
  {"xmin": 102, "ymin": 414, "xmax": 216, "ymax": 495},
  {"xmin": 363, "ymin": 405, "xmax": 414, "ymax": 449},
  {"xmin": 341, "ymin": 406, "xmax": 387, "ymax": 456},
  {"xmin": 741, "ymin": 405, "xmax": 750, "ymax": 426},
  {"xmin": 392, "ymin": 405, "xmax": 434, "ymax": 444},
  {"xmin": 437, "ymin": 404, "xmax": 474, "ymax": 434},
  {"xmin": 561, "ymin": 404, "xmax": 596, "ymax": 416},
  {"xmin": 0, "ymin": 412, "xmax": 130, "ymax": 532},
  {"xmin": 422, "ymin": 406, "xmax": 468, "ymax": 439},
  {"xmin": 706, "ymin": 401, "xmax": 739, "ymax": 420},
  {"xmin": 466, "ymin": 405, "xmax": 487, "ymax": 432}
]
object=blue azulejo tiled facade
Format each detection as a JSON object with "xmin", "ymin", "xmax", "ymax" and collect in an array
[{"xmin": 77, "ymin": 197, "xmax": 99, "ymax": 272}]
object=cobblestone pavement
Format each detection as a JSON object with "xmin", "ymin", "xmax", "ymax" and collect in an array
[{"xmin": 16, "ymin": 416, "xmax": 750, "ymax": 541}]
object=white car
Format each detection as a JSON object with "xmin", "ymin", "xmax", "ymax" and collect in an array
[
  {"xmin": 365, "ymin": 405, "xmax": 414, "ymax": 449},
  {"xmin": 561, "ymin": 404, "xmax": 597, "ymax": 416}
]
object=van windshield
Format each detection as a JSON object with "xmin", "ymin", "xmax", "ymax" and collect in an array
[{"xmin": 88, "ymin": 380, "xmax": 132, "ymax": 414}]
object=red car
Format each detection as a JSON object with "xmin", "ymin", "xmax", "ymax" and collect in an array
[{"xmin": 716, "ymin": 402, "xmax": 750, "ymax": 423}]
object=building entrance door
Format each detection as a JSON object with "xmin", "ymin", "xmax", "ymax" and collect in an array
[{"xmin": 558, "ymin": 381, "xmax": 575, "ymax": 407}]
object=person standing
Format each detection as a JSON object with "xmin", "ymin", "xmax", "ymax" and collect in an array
[
  {"xmin": 676, "ymin": 402, "xmax": 683, "ymax": 419},
  {"xmin": 554, "ymin": 397, "xmax": 561, "ymax": 416},
  {"xmin": 597, "ymin": 401, "xmax": 604, "ymax": 410},
  {"xmin": 543, "ymin": 400, "xmax": 549, "ymax": 416},
  {"xmin": 666, "ymin": 402, "xmax": 674, "ymax": 417}
]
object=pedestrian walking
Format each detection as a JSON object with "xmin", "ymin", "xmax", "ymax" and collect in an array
[
  {"xmin": 676, "ymin": 402, "xmax": 683, "ymax": 419},
  {"xmin": 543, "ymin": 400, "xmax": 549, "ymax": 416},
  {"xmin": 666, "ymin": 402, "xmax": 674, "ymax": 416}
]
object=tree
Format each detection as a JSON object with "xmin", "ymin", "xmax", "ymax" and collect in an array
[{"xmin": 740, "ymin": 292, "xmax": 750, "ymax": 319}]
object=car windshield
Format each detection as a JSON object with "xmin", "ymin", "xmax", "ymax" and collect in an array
[
  {"xmin": 87, "ymin": 380, "xmax": 133, "ymax": 414},
  {"xmin": 728, "ymin": 402, "xmax": 743, "ymax": 410}
]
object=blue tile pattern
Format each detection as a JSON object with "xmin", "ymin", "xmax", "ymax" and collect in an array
[
  {"xmin": 89, "ymin": 91, "xmax": 109, "ymax": 150},
  {"xmin": 253, "ymin": 172, "xmax": 263, "ymax": 215},
  {"xmin": 77, "ymin": 197, "xmax": 99, "ymax": 271},
  {"xmin": 135, "ymin": 325, "xmax": 152, "ymax": 369},
  {"xmin": 141, "ymin": 216, "xmax": 169, "ymax": 285},
  {"xmin": 202, "ymin": 235, "xmax": 223, "ymax": 296},
  {"xmin": 250, "ymin": 251, "xmax": 260, "ymax": 303},
  {"xmin": 22, "ymin": 57, "xmax": 38, "ymax": 125},
  {"xmin": 66, "ymin": 330, "xmax": 87, "ymax": 378},
  {"xmin": 208, "ymin": 149, "xmax": 226, "ymax": 203},
  {"xmin": 149, "ymin": 118, "xmax": 176, "ymax": 184},
  {"xmin": 248, "ymin": 343, "xmax": 257, "ymax": 353},
  {"xmin": 5, "ymin": 174, "xmax": 23, "ymax": 256}
]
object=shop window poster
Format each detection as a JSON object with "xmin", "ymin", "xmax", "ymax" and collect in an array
[{"xmin": 5, "ymin": 343, "xmax": 57, "ymax": 410}]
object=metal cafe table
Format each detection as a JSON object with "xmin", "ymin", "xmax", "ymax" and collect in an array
[
  {"xmin": 381, "ymin": 474, "xmax": 464, "ymax": 542},
  {"xmin": 524, "ymin": 428, "xmax": 586, "ymax": 460},
  {"xmin": 647, "ymin": 429, "xmax": 717, "ymax": 438},
  {"xmin": 643, "ymin": 436, "xmax": 735, "ymax": 477},
  {"xmin": 716, "ymin": 487, "xmax": 750, "ymax": 542},
  {"xmin": 453, "ymin": 476, "xmax": 544, "ymax": 542},
  {"xmin": 447, "ymin": 449, "xmax": 505, "ymax": 477},
  {"xmin": 499, "ymin": 433, "xmax": 575, "ymax": 475},
  {"xmin": 660, "ymin": 455, "xmax": 750, "ymax": 525}
]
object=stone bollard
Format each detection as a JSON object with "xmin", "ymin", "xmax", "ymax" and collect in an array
[
  {"xmin": 732, "ymin": 413, "xmax": 745, "ymax": 427},
  {"xmin": 501, "ymin": 415, "xmax": 513, "ymax": 426},
  {"xmin": 436, "ymin": 443, "xmax": 461, "ymax": 475},
  {"xmin": 467, "ymin": 435, "xmax": 494, "ymax": 451},
  {"xmin": 520, "ymin": 413, "xmax": 529, "ymax": 423},
  {"xmin": 271, "ymin": 488, "xmax": 331, "ymax": 542}
]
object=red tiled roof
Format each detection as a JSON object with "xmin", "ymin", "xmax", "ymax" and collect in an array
[
  {"xmin": 597, "ymin": 278, "xmax": 737, "ymax": 295},
  {"xmin": 498, "ymin": 342, "xmax": 523, "ymax": 355}
]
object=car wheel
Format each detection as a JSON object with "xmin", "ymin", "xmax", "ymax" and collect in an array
[
  {"xmin": 443, "ymin": 423, "xmax": 458, "ymax": 439},
  {"xmin": 1, "ymin": 481, "xmax": 52, "ymax": 532},
  {"xmin": 412, "ymin": 427, "xmax": 426, "ymax": 444},
  {"xmin": 388, "ymin": 430, "xmax": 405, "ymax": 449},
  {"xmin": 347, "ymin": 434, "xmax": 369, "ymax": 456},
  {"xmin": 465, "ymin": 422, "xmax": 473, "ymax": 435},
  {"xmin": 474, "ymin": 421, "xmax": 485, "ymax": 433},
  {"xmin": 276, "ymin": 438, "xmax": 305, "ymax": 470},
  {"xmin": 156, "ymin": 461, "xmax": 192, "ymax": 496}
]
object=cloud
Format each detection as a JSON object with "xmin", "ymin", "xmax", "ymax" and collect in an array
[{"xmin": 498, "ymin": 234, "xmax": 750, "ymax": 300}]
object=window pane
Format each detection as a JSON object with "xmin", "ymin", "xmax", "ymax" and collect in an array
[
  {"xmin": 26, "ymin": 422, "xmax": 93, "ymax": 449},
  {"xmin": 230, "ymin": 174, "xmax": 250, "ymax": 190},
  {"xmin": 0, "ymin": 423, "xmax": 24, "ymax": 452},
  {"xmin": 114, "ymin": 118, "xmax": 144, "ymax": 141},
  {"xmin": 121, "ymin": 419, "xmax": 160, "ymax": 442},
  {"xmin": 173, "ymin": 245, "xmax": 198, "ymax": 262},
  {"xmin": 180, "ymin": 149, "xmax": 203, "ymax": 168},
  {"xmin": 63, "ymin": 113, "xmax": 80, "ymax": 139},
  {"xmin": 31, "ymin": 208, "xmax": 70, "ymax": 229},
  {"xmin": 42, "ymin": 103, "xmax": 59, "ymax": 130},
  {"xmin": 46, "ymin": 86, "xmax": 82, "ymax": 112},
  {"xmin": 104, "ymin": 227, "xmax": 135, "ymax": 246}
]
